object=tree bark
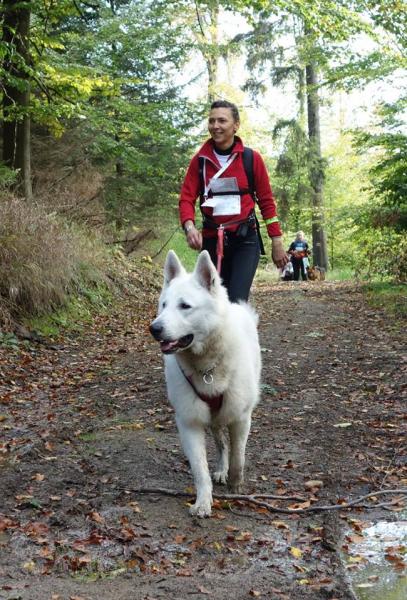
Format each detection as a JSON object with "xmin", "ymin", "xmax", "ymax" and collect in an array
[
  {"xmin": 194, "ymin": 0, "xmax": 219, "ymax": 104},
  {"xmin": 206, "ymin": 52, "xmax": 218, "ymax": 104},
  {"xmin": 306, "ymin": 62, "xmax": 328, "ymax": 270},
  {"xmin": 2, "ymin": 0, "xmax": 32, "ymax": 199}
]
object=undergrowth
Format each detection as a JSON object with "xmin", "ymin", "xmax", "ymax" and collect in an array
[
  {"xmin": 0, "ymin": 195, "xmax": 109, "ymax": 328},
  {"xmin": 28, "ymin": 282, "xmax": 112, "ymax": 337},
  {"xmin": 363, "ymin": 282, "xmax": 407, "ymax": 323}
]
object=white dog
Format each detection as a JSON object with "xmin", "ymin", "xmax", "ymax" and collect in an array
[{"xmin": 150, "ymin": 250, "xmax": 261, "ymax": 517}]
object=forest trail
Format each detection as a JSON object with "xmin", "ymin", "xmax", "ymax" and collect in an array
[{"xmin": 0, "ymin": 278, "xmax": 405, "ymax": 600}]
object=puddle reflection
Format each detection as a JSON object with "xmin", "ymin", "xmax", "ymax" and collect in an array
[{"xmin": 345, "ymin": 519, "xmax": 407, "ymax": 600}]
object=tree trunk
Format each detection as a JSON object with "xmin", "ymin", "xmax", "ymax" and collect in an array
[
  {"xmin": 306, "ymin": 62, "xmax": 328, "ymax": 270},
  {"xmin": 206, "ymin": 53, "xmax": 219, "ymax": 103},
  {"xmin": 2, "ymin": 0, "xmax": 32, "ymax": 199},
  {"xmin": 194, "ymin": 0, "xmax": 219, "ymax": 103}
]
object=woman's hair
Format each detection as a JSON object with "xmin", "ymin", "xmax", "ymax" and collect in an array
[
  {"xmin": 210, "ymin": 100, "xmax": 240, "ymax": 123},
  {"xmin": 296, "ymin": 231, "xmax": 305, "ymax": 238}
]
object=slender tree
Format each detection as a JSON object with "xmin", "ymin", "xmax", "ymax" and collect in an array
[
  {"xmin": 305, "ymin": 44, "xmax": 328, "ymax": 268},
  {"xmin": 2, "ymin": 0, "xmax": 32, "ymax": 198},
  {"xmin": 194, "ymin": 0, "xmax": 221, "ymax": 103}
]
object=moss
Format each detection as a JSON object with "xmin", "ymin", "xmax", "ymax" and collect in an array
[{"xmin": 27, "ymin": 282, "xmax": 112, "ymax": 337}]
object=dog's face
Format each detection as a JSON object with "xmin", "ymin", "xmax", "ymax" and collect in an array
[{"xmin": 150, "ymin": 250, "xmax": 226, "ymax": 355}]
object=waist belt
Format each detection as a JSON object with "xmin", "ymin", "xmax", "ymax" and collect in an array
[
  {"xmin": 202, "ymin": 210, "xmax": 256, "ymax": 230},
  {"xmin": 203, "ymin": 211, "xmax": 265, "ymax": 273},
  {"xmin": 202, "ymin": 211, "xmax": 264, "ymax": 273}
]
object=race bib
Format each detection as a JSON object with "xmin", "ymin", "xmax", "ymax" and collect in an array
[
  {"xmin": 202, "ymin": 176, "xmax": 241, "ymax": 215},
  {"xmin": 212, "ymin": 195, "xmax": 241, "ymax": 216}
]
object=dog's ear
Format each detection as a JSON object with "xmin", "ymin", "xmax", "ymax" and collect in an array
[
  {"xmin": 164, "ymin": 250, "xmax": 185, "ymax": 286},
  {"xmin": 194, "ymin": 250, "xmax": 218, "ymax": 291}
]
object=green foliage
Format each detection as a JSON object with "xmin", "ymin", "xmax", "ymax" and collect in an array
[
  {"xmin": 1, "ymin": 1, "xmax": 111, "ymax": 130},
  {"xmin": 55, "ymin": 0, "xmax": 203, "ymax": 225},
  {"xmin": 0, "ymin": 332, "xmax": 20, "ymax": 349},
  {"xmin": 0, "ymin": 163, "xmax": 18, "ymax": 188},
  {"xmin": 354, "ymin": 98, "xmax": 407, "ymax": 233},
  {"xmin": 323, "ymin": 131, "xmax": 372, "ymax": 270},
  {"xmin": 326, "ymin": 267, "xmax": 355, "ymax": 281},
  {"xmin": 355, "ymin": 228, "xmax": 406, "ymax": 282},
  {"xmin": 363, "ymin": 281, "xmax": 407, "ymax": 322},
  {"xmin": 271, "ymin": 119, "xmax": 312, "ymax": 231},
  {"xmin": 28, "ymin": 283, "xmax": 112, "ymax": 337},
  {"xmin": 345, "ymin": 96, "xmax": 407, "ymax": 282}
]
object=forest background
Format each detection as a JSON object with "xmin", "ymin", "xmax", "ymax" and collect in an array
[{"xmin": 0, "ymin": 0, "xmax": 406, "ymax": 333}]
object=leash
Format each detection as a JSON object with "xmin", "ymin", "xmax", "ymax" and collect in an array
[
  {"xmin": 214, "ymin": 214, "xmax": 256, "ymax": 274},
  {"xmin": 216, "ymin": 225, "xmax": 224, "ymax": 273}
]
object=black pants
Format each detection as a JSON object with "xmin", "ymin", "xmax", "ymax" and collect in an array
[
  {"xmin": 292, "ymin": 258, "xmax": 307, "ymax": 281},
  {"xmin": 202, "ymin": 228, "xmax": 260, "ymax": 302}
]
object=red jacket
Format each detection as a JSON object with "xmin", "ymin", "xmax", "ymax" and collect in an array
[{"xmin": 179, "ymin": 136, "xmax": 282, "ymax": 238}]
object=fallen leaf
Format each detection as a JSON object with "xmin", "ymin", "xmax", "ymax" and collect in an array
[
  {"xmin": 89, "ymin": 511, "xmax": 104, "ymax": 524},
  {"xmin": 197, "ymin": 585, "xmax": 212, "ymax": 595},
  {"xmin": 272, "ymin": 520, "xmax": 289, "ymax": 530},
  {"xmin": 304, "ymin": 480, "xmax": 323, "ymax": 489},
  {"xmin": 290, "ymin": 546, "xmax": 303, "ymax": 559},
  {"xmin": 127, "ymin": 501, "xmax": 140, "ymax": 513},
  {"xmin": 22, "ymin": 560, "xmax": 36, "ymax": 572},
  {"xmin": 176, "ymin": 568, "xmax": 192, "ymax": 576},
  {"xmin": 174, "ymin": 534, "xmax": 186, "ymax": 543},
  {"xmin": 236, "ymin": 531, "xmax": 252, "ymax": 541}
]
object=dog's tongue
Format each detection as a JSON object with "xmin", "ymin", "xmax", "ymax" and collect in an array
[{"xmin": 160, "ymin": 340, "xmax": 179, "ymax": 353}]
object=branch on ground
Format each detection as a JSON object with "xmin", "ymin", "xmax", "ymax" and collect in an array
[{"xmin": 128, "ymin": 487, "xmax": 407, "ymax": 515}]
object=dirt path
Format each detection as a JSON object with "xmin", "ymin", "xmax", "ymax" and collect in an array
[{"xmin": 0, "ymin": 279, "xmax": 405, "ymax": 600}]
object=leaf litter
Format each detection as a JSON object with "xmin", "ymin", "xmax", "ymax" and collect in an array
[{"xmin": 0, "ymin": 277, "xmax": 405, "ymax": 599}]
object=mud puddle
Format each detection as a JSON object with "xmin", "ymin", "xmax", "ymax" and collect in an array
[{"xmin": 344, "ymin": 515, "xmax": 407, "ymax": 600}]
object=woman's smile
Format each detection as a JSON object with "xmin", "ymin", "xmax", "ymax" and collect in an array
[{"xmin": 208, "ymin": 107, "xmax": 239, "ymax": 150}]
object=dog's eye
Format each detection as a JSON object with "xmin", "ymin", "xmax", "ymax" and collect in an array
[
  {"xmin": 162, "ymin": 301, "xmax": 166, "ymax": 308},
  {"xmin": 180, "ymin": 302, "xmax": 191, "ymax": 310}
]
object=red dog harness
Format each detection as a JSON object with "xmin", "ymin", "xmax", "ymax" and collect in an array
[{"xmin": 177, "ymin": 362, "xmax": 223, "ymax": 412}]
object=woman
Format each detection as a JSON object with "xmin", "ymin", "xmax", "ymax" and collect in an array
[
  {"xmin": 288, "ymin": 231, "xmax": 310, "ymax": 281},
  {"xmin": 179, "ymin": 99, "xmax": 288, "ymax": 302}
]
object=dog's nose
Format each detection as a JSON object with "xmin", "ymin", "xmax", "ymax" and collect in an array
[{"xmin": 150, "ymin": 322, "xmax": 163, "ymax": 340}]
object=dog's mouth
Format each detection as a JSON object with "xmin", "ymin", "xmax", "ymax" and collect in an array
[{"xmin": 159, "ymin": 334, "xmax": 194, "ymax": 354}]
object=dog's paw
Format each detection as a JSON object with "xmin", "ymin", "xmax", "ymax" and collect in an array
[
  {"xmin": 213, "ymin": 470, "xmax": 228, "ymax": 485},
  {"xmin": 189, "ymin": 500, "xmax": 212, "ymax": 518},
  {"xmin": 228, "ymin": 482, "xmax": 242, "ymax": 494}
]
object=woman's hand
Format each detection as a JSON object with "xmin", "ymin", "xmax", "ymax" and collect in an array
[
  {"xmin": 184, "ymin": 221, "xmax": 202, "ymax": 250},
  {"xmin": 271, "ymin": 237, "xmax": 289, "ymax": 268}
]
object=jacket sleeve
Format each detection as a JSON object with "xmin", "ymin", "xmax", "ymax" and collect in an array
[
  {"xmin": 253, "ymin": 150, "xmax": 282, "ymax": 237},
  {"xmin": 179, "ymin": 155, "xmax": 201, "ymax": 227}
]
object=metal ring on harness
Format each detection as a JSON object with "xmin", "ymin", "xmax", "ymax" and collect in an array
[{"xmin": 203, "ymin": 372, "xmax": 214, "ymax": 385}]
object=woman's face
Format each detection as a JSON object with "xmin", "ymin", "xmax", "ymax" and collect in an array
[{"xmin": 208, "ymin": 107, "xmax": 239, "ymax": 150}]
